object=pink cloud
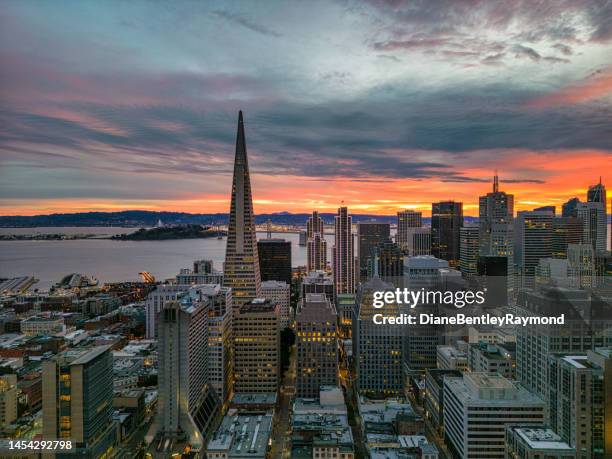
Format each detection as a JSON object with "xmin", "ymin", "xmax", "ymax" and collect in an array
[{"xmin": 525, "ymin": 68, "xmax": 612, "ymax": 108}]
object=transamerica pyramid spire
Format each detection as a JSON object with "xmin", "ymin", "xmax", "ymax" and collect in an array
[{"xmin": 223, "ymin": 110, "xmax": 261, "ymax": 305}]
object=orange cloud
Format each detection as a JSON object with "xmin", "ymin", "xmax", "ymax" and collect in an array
[
  {"xmin": 526, "ymin": 69, "xmax": 612, "ymax": 108},
  {"xmin": 2, "ymin": 149, "xmax": 608, "ymax": 217}
]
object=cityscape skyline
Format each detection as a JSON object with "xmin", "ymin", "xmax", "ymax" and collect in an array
[
  {"xmin": 0, "ymin": 106, "xmax": 610, "ymax": 458},
  {"xmin": 1, "ymin": 3, "xmax": 611, "ymax": 457},
  {"xmin": 1, "ymin": 2, "xmax": 612, "ymax": 216}
]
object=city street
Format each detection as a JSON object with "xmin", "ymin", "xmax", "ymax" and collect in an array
[
  {"xmin": 344, "ymin": 372, "xmax": 367, "ymax": 458},
  {"xmin": 116, "ymin": 414, "xmax": 155, "ymax": 459},
  {"xmin": 269, "ymin": 345, "xmax": 296, "ymax": 459}
]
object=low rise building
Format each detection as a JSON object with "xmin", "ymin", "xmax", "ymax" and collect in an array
[
  {"xmin": 20, "ymin": 315, "xmax": 65, "ymax": 336},
  {"xmin": 436, "ymin": 344, "xmax": 468, "ymax": 371},
  {"xmin": 468, "ymin": 342, "xmax": 516, "ymax": 379},
  {"xmin": 291, "ymin": 388, "xmax": 354, "ymax": 459},
  {"xmin": 206, "ymin": 410, "xmax": 273, "ymax": 459},
  {"xmin": 505, "ymin": 426, "xmax": 575, "ymax": 459}
]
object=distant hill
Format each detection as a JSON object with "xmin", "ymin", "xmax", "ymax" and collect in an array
[
  {"xmin": 0, "ymin": 210, "xmax": 480, "ymax": 227},
  {"xmin": 111, "ymin": 224, "xmax": 224, "ymax": 240}
]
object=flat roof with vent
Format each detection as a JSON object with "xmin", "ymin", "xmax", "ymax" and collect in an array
[{"xmin": 511, "ymin": 426, "xmax": 575, "ymax": 451}]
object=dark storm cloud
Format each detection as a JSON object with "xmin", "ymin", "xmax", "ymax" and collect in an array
[{"xmin": 2, "ymin": 70, "xmax": 611, "ymax": 184}]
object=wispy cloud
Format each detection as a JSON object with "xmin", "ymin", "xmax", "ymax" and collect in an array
[{"xmin": 213, "ymin": 10, "xmax": 282, "ymax": 38}]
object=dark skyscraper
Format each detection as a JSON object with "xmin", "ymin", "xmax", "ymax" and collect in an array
[
  {"xmin": 223, "ymin": 111, "xmax": 261, "ymax": 306},
  {"xmin": 370, "ymin": 238, "xmax": 403, "ymax": 284},
  {"xmin": 397, "ymin": 210, "xmax": 422, "ymax": 254},
  {"xmin": 257, "ymin": 238, "xmax": 292, "ymax": 285},
  {"xmin": 552, "ymin": 217, "xmax": 583, "ymax": 258},
  {"xmin": 431, "ymin": 201, "xmax": 463, "ymax": 266},
  {"xmin": 587, "ymin": 178, "xmax": 606, "ymax": 204},
  {"xmin": 562, "ymin": 197, "xmax": 580, "ymax": 217},
  {"xmin": 357, "ymin": 222, "xmax": 390, "ymax": 282},
  {"xmin": 478, "ymin": 173, "xmax": 514, "ymax": 259}
]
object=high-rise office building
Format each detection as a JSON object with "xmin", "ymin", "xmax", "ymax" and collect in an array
[
  {"xmin": 354, "ymin": 277, "xmax": 403, "ymax": 395},
  {"xmin": 562, "ymin": 197, "xmax": 581, "ymax": 217},
  {"xmin": 431, "ymin": 201, "xmax": 463, "ymax": 267},
  {"xmin": 42, "ymin": 346, "xmax": 117, "ymax": 458},
  {"xmin": 333, "ymin": 207, "xmax": 355, "ymax": 295},
  {"xmin": 199, "ymin": 284, "xmax": 234, "ymax": 407},
  {"xmin": 369, "ymin": 238, "xmax": 403, "ymax": 284},
  {"xmin": 548, "ymin": 350, "xmax": 612, "ymax": 458},
  {"xmin": 516, "ymin": 286, "xmax": 612, "ymax": 401},
  {"xmin": 479, "ymin": 174, "xmax": 514, "ymax": 258},
  {"xmin": 443, "ymin": 373, "xmax": 545, "ymax": 459},
  {"xmin": 157, "ymin": 294, "xmax": 219, "ymax": 450},
  {"xmin": 478, "ymin": 174, "xmax": 514, "ymax": 300},
  {"xmin": 233, "ymin": 299, "xmax": 280, "ymax": 394},
  {"xmin": 552, "ymin": 216, "xmax": 584, "ymax": 258},
  {"xmin": 261, "ymin": 279, "xmax": 291, "ymax": 328},
  {"xmin": 223, "ymin": 111, "xmax": 261, "ymax": 306},
  {"xmin": 307, "ymin": 233, "xmax": 328, "ymax": 272},
  {"xmin": 295, "ymin": 293, "xmax": 338, "ymax": 398},
  {"xmin": 397, "ymin": 210, "xmax": 423, "ymax": 254},
  {"xmin": 404, "ymin": 227, "xmax": 432, "ymax": 257},
  {"xmin": 257, "ymin": 238, "xmax": 292, "ymax": 285},
  {"xmin": 336, "ymin": 293, "xmax": 355, "ymax": 338},
  {"xmin": 307, "ymin": 210, "xmax": 325, "ymax": 237},
  {"xmin": 402, "ymin": 256, "xmax": 453, "ymax": 371},
  {"xmin": 307, "ymin": 211, "xmax": 327, "ymax": 272},
  {"xmin": 459, "ymin": 225, "xmax": 479, "ymax": 278},
  {"xmin": 301, "ymin": 270, "xmax": 334, "ymax": 303},
  {"xmin": 587, "ymin": 179, "xmax": 607, "ymax": 205},
  {"xmin": 568, "ymin": 243, "xmax": 596, "ymax": 288},
  {"xmin": 576, "ymin": 201, "xmax": 607, "ymax": 253},
  {"xmin": 357, "ymin": 221, "xmax": 390, "ymax": 282},
  {"xmin": 145, "ymin": 284, "xmax": 191, "ymax": 338},
  {"xmin": 477, "ymin": 256, "xmax": 509, "ymax": 307},
  {"xmin": 514, "ymin": 209, "xmax": 554, "ymax": 288}
]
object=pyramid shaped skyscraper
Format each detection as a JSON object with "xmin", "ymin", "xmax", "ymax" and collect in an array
[{"xmin": 223, "ymin": 111, "xmax": 261, "ymax": 305}]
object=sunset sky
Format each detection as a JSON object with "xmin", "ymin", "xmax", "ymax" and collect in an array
[{"xmin": 1, "ymin": 1, "xmax": 611, "ymax": 216}]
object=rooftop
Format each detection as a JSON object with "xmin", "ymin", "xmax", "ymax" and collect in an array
[
  {"xmin": 445, "ymin": 373, "xmax": 544, "ymax": 405},
  {"xmin": 510, "ymin": 426, "xmax": 575, "ymax": 451},
  {"xmin": 260, "ymin": 280, "xmax": 290, "ymax": 288},
  {"xmin": 231, "ymin": 392, "xmax": 277, "ymax": 406},
  {"xmin": 206, "ymin": 411, "xmax": 273, "ymax": 456},
  {"xmin": 427, "ymin": 369, "xmax": 463, "ymax": 387},
  {"xmin": 239, "ymin": 298, "xmax": 278, "ymax": 314}
]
